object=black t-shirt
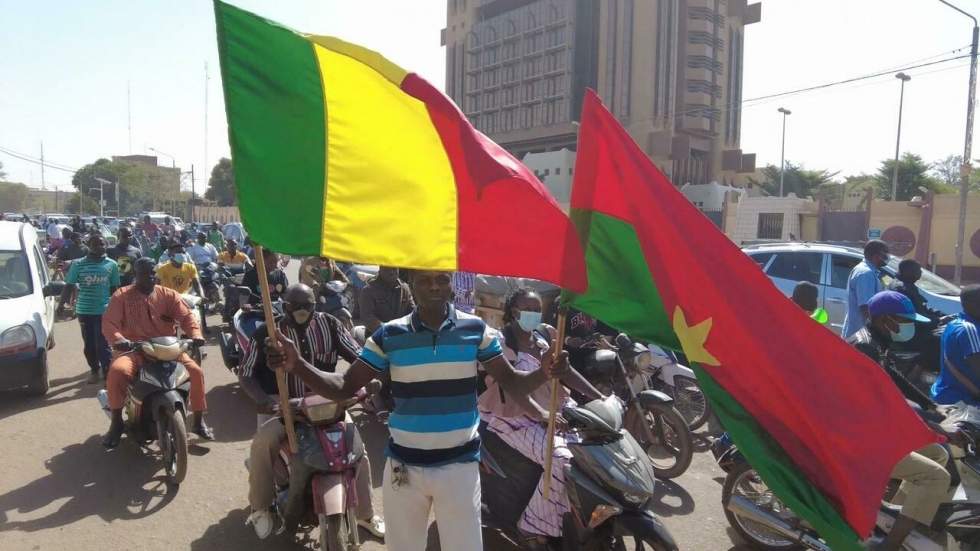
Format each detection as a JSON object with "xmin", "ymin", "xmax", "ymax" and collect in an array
[
  {"xmin": 242, "ymin": 267, "xmax": 289, "ymax": 303},
  {"xmin": 108, "ymin": 243, "xmax": 142, "ymax": 286}
]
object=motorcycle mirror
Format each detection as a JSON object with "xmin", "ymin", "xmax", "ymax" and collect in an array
[{"xmin": 615, "ymin": 333, "xmax": 632, "ymax": 349}]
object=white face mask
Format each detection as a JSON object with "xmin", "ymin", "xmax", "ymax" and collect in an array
[
  {"xmin": 517, "ymin": 310, "xmax": 542, "ymax": 333},
  {"xmin": 890, "ymin": 322, "xmax": 916, "ymax": 342},
  {"xmin": 290, "ymin": 308, "xmax": 312, "ymax": 325}
]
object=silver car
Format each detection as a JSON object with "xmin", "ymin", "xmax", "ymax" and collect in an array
[{"xmin": 742, "ymin": 242, "xmax": 962, "ymax": 333}]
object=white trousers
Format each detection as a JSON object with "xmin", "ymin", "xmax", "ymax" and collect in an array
[{"xmin": 382, "ymin": 459, "xmax": 482, "ymax": 551}]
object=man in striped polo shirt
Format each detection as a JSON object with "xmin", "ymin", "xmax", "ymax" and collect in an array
[{"xmin": 268, "ymin": 269, "xmax": 569, "ymax": 551}]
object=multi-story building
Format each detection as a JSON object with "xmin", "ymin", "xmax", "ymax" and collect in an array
[{"xmin": 443, "ymin": 0, "xmax": 760, "ymax": 186}]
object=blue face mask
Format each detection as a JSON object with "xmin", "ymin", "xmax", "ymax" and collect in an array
[
  {"xmin": 172, "ymin": 253, "xmax": 187, "ymax": 266},
  {"xmin": 889, "ymin": 321, "xmax": 916, "ymax": 342},
  {"xmin": 517, "ymin": 310, "xmax": 542, "ymax": 333}
]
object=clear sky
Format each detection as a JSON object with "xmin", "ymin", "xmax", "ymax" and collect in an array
[{"xmin": 0, "ymin": 0, "xmax": 977, "ymax": 193}]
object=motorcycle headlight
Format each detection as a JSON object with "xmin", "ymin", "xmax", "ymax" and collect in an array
[
  {"xmin": 0, "ymin": 324, "xmax": 36, "ymax": 355},
  {"xmin": 621, "ymin": 491, "xmax": 648, "ymax": 507}
]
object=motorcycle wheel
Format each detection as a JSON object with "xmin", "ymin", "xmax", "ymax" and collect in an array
[
  {"xmin": 199, "ymin": 304, "xmax": 209, "ymax": 335},
  {"xmin": 318, "ymin": 513, "xmax": 349, "ymax": 551},
  {"xmin": 722, "ymin": 462, "xmax": 802, "ymax": 550},
  {"xmin": 641, "ymin": 407, "xmax": 693, "ymax": 480},
  {"xmin": 157, "ymin": 410, "xmax": 189, "ymax": 485},
  {"xmin": 670, "ymin": 375, "xmax": 711, "ymax": 431}
]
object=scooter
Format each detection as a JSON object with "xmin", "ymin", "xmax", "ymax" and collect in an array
[
  {"xmin": 645, "ymin": 345, "xmax": 712, "ymax": 431},
  {"xmin": 715, "ymin": 404, "xmax": 980, "ymax": 551},
  {"xmin": 96, "ymin": 337, "xmax": 198, "ymax": 485},
  {"xmin": 480, "ymin": 395, "xmax": 679, "ymax": 550},
  {"xmin": 196, "ymin": 262, "xmax": 225, "ymax": 316},
  {"xmin": 270, "ymin": 393, "xmax": 370, "ymax": 551},
  {"xmin": 218, "ymin": 287, "xmax": 279, "ymax": 374},
  {"xmin": 577, "ymin": 334, "xmax": 694, "ymax": 480}
]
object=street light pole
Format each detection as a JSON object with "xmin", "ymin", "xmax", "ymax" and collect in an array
[
  {"xmin": 938, "ymin": 0, "xmax": 978, "ymax": 285},
  {"xmin": 777, "ymin": 107, "xmax": 791, "ymax": 196},
  {"xmin": 891, "ymin": 72, "xmax": 911, "ymax": 201},
  {"xmin": 149, "ymin": 147, "xmax": 179, "ymax": 216}
]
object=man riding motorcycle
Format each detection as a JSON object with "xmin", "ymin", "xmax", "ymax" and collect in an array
[
  {"xmin": 101, "ymin": 258, "xmax": 213, "ymax": 448},
  {"xmin": 238, "ymin": 283, "xmax": 385, "ymax": 540},
  {"xmin": 156, "ymin": 242, "xmax": 204, "ymax": 298},
  {"xmin": 850, "ymin": 290, "xmax": 950, "ymax": 550}
]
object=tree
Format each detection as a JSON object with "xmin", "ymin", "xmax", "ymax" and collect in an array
[
  {"xmin": 874, "ymin": 153, "xmax": 946, "ymax": 201},
  {"xmin": 747, "ymin": 162, "xmax": 838, "ymax": 198},
  {"xmin": 64, "ymin": 193, "xmax": 100, "ymax": 215},
  {"xmin": 0, "ymin": 182, "xmax": 29, "ymax": 211},
  {"xmin": 932, "ymin": 154, "xmax": 962, "ymax": 188},
  {"xmin": 72, "ymin": 157, "xmax": 178, "ymax": 215},
  {"xmin": 205, "ymin": 158, "xmax": 236, "ymax": 206},
  {"xmin": 0, "ymin": 160, "xmax": 7, "ymax": 181}
]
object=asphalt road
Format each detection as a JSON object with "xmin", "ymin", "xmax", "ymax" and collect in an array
[{"xmin": 0, "ymin": 263, "xmax": 750, "ymax": 550}]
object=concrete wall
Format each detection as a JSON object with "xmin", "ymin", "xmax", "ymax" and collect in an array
[
  {"xmin": 862, "ymin": 193, "xmax": 980, "ymax": 282},
  {"xmin": 522, "ymin": 149, "xmax": 576, "ymax": 207},
  {"xmin": 724, "ymin": 194, "xmax": 818, "ymax": 244},
  {"xmin": 193, "ymin": 206, "xmax": 240, "ymax": 224}
]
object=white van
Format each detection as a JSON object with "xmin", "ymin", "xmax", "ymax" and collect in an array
[{"xmin": 0, "ymin": 221, "xmax": 63, "ymax": 395}]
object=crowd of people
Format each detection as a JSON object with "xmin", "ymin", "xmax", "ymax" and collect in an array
[{"xmin": 31, "ymin": 213, "xmax": 980, "ymax": 551}]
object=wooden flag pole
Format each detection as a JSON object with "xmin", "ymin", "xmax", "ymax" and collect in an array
[
  {"xmin": 541, "ymin": 309, "xmax": 568, "ymax": 501},
  {"xmin": 254, "ymin": 245, "xmax": 299, "ymax": 453}
]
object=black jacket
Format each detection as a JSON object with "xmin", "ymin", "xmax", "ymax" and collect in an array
[{"xmin": 847, "ymin": 325, "xmax": 936, "ymax": 411}]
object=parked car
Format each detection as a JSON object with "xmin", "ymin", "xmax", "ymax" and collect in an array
[
  {"xmin": 0, "ymin": 221, "xmax": 63, "ymax": 395},
  {"xmin": 742, "ymin": 242, "xmax": 962, "ymax": 333}
]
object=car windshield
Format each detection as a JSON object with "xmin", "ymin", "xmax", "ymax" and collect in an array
[
  {"xmin": 885, "ymin": 257, "xmax": 961, "ymax": 296},
  {"xmin": 0, "ymin": 250, "xmax": 33, "ymax": 299}
]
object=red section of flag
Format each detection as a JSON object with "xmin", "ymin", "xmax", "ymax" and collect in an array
[
  {"xmin": 571, "ymin": 89, "xmax": 938, "ymax": 535},
  {"xmin": 402, "ymin": 74, "xmax": 587, "ymax": 292}
]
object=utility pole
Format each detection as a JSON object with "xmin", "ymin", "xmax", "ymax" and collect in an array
[
  {"xmin": 189, "ymin": 164, "xmax": 196, "ymax": 223},
  {"xmin": 778, "ymin": 107, "xmax": 792, "ymax": 196},
  {"xmin": 204, "ymin": 62, "xmax": 209, "ymax": 181},
  {"xmin": 939, "ymin": 0, "xmax": 978, "ymax": 285},
  {"xmin": 93, "ymin": 177, "xmax": 113, "ymax": 218},
  {"xmin": 40, "ymin": 141, "xmax": 45, "ymax": 191},
  {"xmin": 127, "ymin": 81, "xmax": 133, "ymax": 154},
  {"xmin": 891, "ymin": 73, "xmax": 911, "ymax": 201}
]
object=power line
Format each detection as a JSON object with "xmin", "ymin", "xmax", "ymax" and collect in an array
[
  {"xmin": 742, "ymin": 53, "xmax": 972, "ymax": 104},
  {"xmin": 0, "ymin": 146, "xmax": 78, "ymax": 173}
]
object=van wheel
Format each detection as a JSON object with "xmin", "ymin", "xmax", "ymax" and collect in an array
[{"xmin": 27, "ymin": 353, "xmax": 49, "ymax": 396}]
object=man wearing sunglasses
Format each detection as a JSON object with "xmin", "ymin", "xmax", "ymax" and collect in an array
[{"xmin": 239, "ymin": 283, "xmax": 385, "ymax": 541}]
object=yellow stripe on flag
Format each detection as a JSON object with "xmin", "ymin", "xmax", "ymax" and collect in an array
[{"xmin": 313, "ymin": 43, "xmax": 458, "ymax": 269}]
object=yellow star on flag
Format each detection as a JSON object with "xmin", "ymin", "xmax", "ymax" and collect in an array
[{"xmin": 672, "ymin": 306, "xmax": 720, "ymax": 367}]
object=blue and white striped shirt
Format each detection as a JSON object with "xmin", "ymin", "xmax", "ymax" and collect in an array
[{"xmin": 360, "ymin": 307, "xmax": 503, "ymax": 466}]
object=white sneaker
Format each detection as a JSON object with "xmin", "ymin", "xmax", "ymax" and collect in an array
[
  {"xmin": 246, "ymin": 509, "xmax": 274, "ymax": 539},
  {"xmin": 358, "ymin": 515, "xmax": 385, "ymax": 539}
]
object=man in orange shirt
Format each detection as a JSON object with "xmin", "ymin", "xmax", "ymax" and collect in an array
[{"xmin": 101, "ymin": 258, "xmax": 212, "ymax": 448}]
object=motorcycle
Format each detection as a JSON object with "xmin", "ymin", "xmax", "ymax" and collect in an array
[
  {"xmin": 266, "ymin": 393, "xmax": 370, "ymax": 551},
  {"xmin": 96, "ymin": 337, "xmax": 198, "ymax": 485},
  {"xmin": 480, "ymin": 395, "xmax": 679, "ymax": 550},
  {"xmin": 713, "ymin": 404, "xmax": 980, "ymax": 551},
  {"xmin": 218, "ymin": 287, "xmax": 280, "ymax": 375},
  {"xmin": 196, "ymin": 262, "xmax": 226, "ymax": 316},
  {"xmin": 577, "ymin": 334, "xmax": 694, "ymax": 480},
  {"xmin": 645, "ymin": 344, "xmax": 712, "ymax": 431},
  {"xmin": 220, "ymin": 264, "xmax": 248, "ymax": 323},
  {"xmin": 181, "ymin": 291, "xmax": 209, "ymax": 347}
]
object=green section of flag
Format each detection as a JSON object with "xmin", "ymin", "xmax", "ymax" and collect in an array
[
  {"xmin": 214, "ymin": 0, "xmax": 326, "ymax": 255},
  {"xmin": 696, "ymin": 364, "xmax": 862, "ymax": 551},
  {"xmin": 561, "ymin": 209, "xmax": 679, "ymax": 350}
]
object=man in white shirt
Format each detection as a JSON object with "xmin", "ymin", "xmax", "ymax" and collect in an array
[{"xmin": 188, "ymin": 232, "xmax": 219, "ymax": 265}]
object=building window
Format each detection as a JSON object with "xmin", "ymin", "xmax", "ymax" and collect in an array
[
  {"xmin": 757, "ymin": 213, "xmax": 784, "ymax": 240},
  {"xmin": 555, "ymin": 167, "xmax": 561, "ymax": 175}
]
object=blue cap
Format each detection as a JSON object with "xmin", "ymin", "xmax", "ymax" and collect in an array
[{"xmin": 866, "ymin": 291, "xmax": 931, "ymax": 323}]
